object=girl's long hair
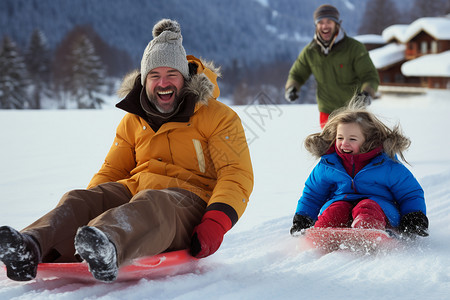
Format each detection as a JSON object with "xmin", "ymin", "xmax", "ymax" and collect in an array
[{"xmin": 304, "ymin": 96, "xmax": 411, "ymax": 162}]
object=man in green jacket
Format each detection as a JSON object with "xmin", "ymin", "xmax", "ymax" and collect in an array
[{"xmin": 285, "ymin": 4, "xmax": 379, "ymax": 128}]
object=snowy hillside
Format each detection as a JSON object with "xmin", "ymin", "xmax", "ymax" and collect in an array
[
  {"xmin": 1, "ymin": 90, "xmax": 450, "ymax": 299},
  {"xmin": 0, "ymin": 0, "xmax": 369, "ymax": 67}
]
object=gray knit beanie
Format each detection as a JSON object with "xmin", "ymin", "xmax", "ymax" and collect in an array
[
  {"xmin": 313, "ymin": 4, "xmax": 341, "ymax": 24},
  {"xmin": 140, "ymin": 19, "xmax": 189, "ymax": 85}
]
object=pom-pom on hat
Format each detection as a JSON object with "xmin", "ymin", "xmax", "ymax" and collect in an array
[
  {"xmin": 313, "ymin": 4, "xmax": 341, "ymax": 24},
  {"xmin": 140, "ymin": 19, "xmax": 189, "ymax": 85}
]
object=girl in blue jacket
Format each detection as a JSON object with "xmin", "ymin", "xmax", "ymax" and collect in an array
[{"xmin": 290, "ymin": 101, "xmax": 428, "ymax": 237}]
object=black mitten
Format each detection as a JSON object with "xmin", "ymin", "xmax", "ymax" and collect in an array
[
  {"xmin": 290, "ymin": 214, "xmax": 314, "ymax": 235},
  {"xmin": 399, "ymin": 211, "xmax": 429, "ymax": 237},
  {"xmin": 355, "ymin": 91, "xmax": 372, "ymax": 106},
  {"xmin": 285, "ymin": 86, "xmax": 299, "ymax": 102}
]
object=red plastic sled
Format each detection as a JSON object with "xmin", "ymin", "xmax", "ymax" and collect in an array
[
  {"xmin": 303, "ymin": 227, "xmax": 400, "ymax": 253},
  {"xmin": 34, "ymin": 249, "xmax": 197, "ymax": 282}
]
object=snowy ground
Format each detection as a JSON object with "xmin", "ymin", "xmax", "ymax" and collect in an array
[{"xmin": 1, "ymin": 90, "xmax": 450, "ymax": 299}]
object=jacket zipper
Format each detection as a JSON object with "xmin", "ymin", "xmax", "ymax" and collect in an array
[
  {"xmin": 351, "ymin": 156, "xmax": 356, "ymax": 191},
  {"xmin": 326, "ymin": 156, "xmax": 384, "ymax": 194}
]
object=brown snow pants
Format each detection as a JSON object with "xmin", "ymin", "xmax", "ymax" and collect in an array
[{"xmin": 21, "ymin": 182, "xmax": 206, "ymax": 266}]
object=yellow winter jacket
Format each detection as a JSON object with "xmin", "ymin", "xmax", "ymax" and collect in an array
[{"xmin": 87, "ymin": 56, "xmax": 253, "ymax": 224}]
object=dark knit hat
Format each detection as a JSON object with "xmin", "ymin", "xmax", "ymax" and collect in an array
[{"xmin": 313, "ymin": 4, "xmax": 341, "ymax": 24}]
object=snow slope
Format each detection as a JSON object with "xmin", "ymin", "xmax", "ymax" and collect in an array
[{"xmin": 1, "ymin": 90, "xmax": 450, "ymax": 300}]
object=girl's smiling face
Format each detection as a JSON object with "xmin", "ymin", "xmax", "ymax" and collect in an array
[{"xmin": 336, "ymin": 122, "xmax": 365, "ymax": 155}]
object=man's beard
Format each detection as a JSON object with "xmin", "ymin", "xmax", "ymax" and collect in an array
[
  {"xmin": 146, "ymin": 86, "xmax": 180, "ymax": 114},
  {"xmin": 317, "ymin": 27, "xmax": 338, "ymax": 46}
]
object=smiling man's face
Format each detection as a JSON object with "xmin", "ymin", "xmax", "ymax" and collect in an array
[
  {"xmin": 316, "ymin": 18, "xmax": 338, "ymax": 42},
  {"xmin": 145, "ymin": 67, "xmax": 185, "ymax": 113}
]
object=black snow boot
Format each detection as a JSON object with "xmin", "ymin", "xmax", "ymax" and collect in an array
[
  {"xmin": 0, "ymin": 226, "xmax": 41, "ymax": 281},
  {"xmin": 74, "ymin": 226, "xmax": 118, "ymax": 282}
]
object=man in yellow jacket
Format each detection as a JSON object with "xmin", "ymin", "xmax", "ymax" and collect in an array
[{"xmin": 0, "ymin": 19, "xmax": 253, "ymax": 282}]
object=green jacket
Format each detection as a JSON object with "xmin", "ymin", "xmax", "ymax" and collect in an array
[{"xmin": 287, "ymin": 35, "xmax": 379, "ymax": 114}]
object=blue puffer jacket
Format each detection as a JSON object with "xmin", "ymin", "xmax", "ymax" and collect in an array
[{"xmin": 295, "ymin": 152, "xmax": 426, "ymax": 227}]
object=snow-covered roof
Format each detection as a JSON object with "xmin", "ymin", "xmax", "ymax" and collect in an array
[
  {"xmin": 369, "ymin": 43, "xmax": 406, "ymax": 69},
  {"xmin": 353, "ymin": 34, "xmax": 385, "ymax": 44},
  {"xmin": 382, "ymin": 17, "xmax": 450, "ymax": 43},
  {"xmin": 382, "ymin": 25, "xmax": 409, "ymax": 42},
  {"xmin": 401, "ymin": 50, "xmax": 450, "ymax": 77},
  {"xmin": 404, "ymin": 17, "xmax": 450, "ymax": 41}
]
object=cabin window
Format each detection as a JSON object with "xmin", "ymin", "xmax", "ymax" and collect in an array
[
  {"xmin": 420, "ymin": 41, "xmax": 427, "ymax": 54},
  {"xmin": 431, "ymin": 41, "xmax": 438, "ymax": 53},
  {"xmin": 395, "ymin": 73, "xmax": 405, "ymax": 83}
]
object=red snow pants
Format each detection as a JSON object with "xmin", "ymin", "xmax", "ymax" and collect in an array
[
  {"xmin": 314, "ymin": 199, "xmax": 387, "ymax": 229},
  {"xmin": 320, "ymin": 112, "xmax": 330, "ymax": 128}
]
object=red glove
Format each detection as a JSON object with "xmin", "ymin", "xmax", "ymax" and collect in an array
[{"xmin": 190, "ymin": 210, "xmax": 232, "ymax": 258}]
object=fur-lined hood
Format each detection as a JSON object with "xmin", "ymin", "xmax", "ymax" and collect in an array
[{"xmin": 117, "ymin": 56, "xmax": 221, "ymax": 109}]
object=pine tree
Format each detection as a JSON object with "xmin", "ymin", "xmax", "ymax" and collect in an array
[
  {"xmin": 66, "ymin": 35, "xmax": 106, "ymax": 109},
  {"xmin": 0, "ymin": 36, "xmax": 29, "ymax": 109},
  {"xmin": 25, "ymin": 29, "xmax": 51, "ymax": 109},
  {"xmin": 52, "ymin": 24, "xmax": 133, "ymax": 106}
]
